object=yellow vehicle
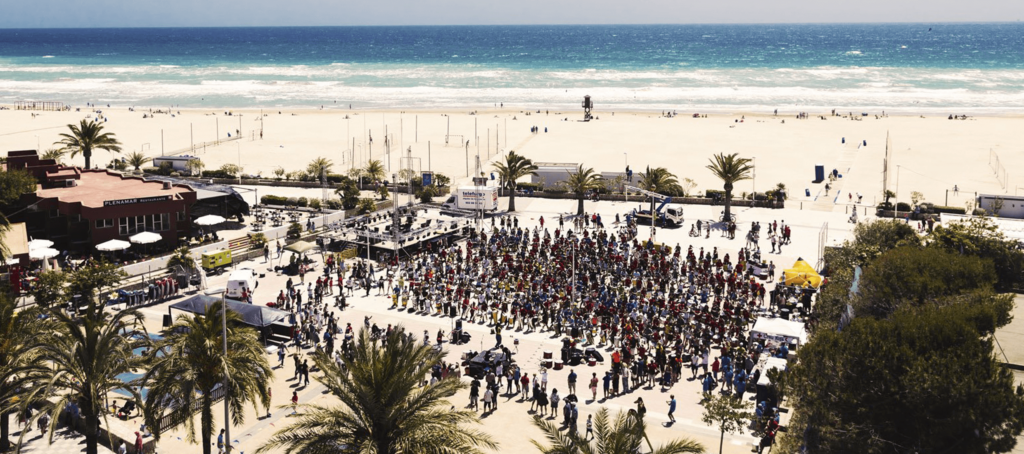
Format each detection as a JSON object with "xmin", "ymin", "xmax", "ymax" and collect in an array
[{"xmin": 201, "ymin": 249, "xmax": 232, "ymax": 272}]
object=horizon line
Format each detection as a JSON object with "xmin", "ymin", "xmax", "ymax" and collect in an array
[{"xmin": 1, "ymin": 21, "xmax": 1022, "ymax": 30}]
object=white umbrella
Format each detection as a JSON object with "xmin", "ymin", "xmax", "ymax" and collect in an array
[
  {"xmin": 29, "ymin": 247, "xmax": 60, "ymax": 260},
  {"xmin": 194, "ymin": 215, "xmax": 226, "ymax": 226},
  {"xmin": 96, "ymin": 239, "xmax": 131, "ymax": 252},
  {"xmin": 28, "ymin": 239, "xmax": 54, "ymax": 250},
  {"xmin": 129, "ymin": 231, "xmax": 162, "ymax": 245}
]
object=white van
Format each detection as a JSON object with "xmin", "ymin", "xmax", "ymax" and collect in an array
[{"xmin": 226, "ymin": 268, "xmax": 257, "ymax": 300}]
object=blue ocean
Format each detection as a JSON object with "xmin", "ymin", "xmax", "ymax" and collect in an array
[{"xmin": 1, "ymin": 24, "xmax": 1023, "ymax": 112}]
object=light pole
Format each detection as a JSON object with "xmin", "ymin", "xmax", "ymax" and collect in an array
[
  {"xmin": 204, "ymin": 287, "xmax": 231, "ymax": 454},
  {"xmin": 33, "ymin": 135, "xmax": 39, "ymax": 152},
  {"xmin": 237, "ymin": 143, "xmax": 242, "ymax": 185},
  {"xmin": 752, "ymin": 157, "xmax": 756, "ymax": 205}
]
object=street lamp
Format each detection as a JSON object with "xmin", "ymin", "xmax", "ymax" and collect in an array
[
  {"xmin": 204, "ymin": 287, "xmax": 232, "ymax": 454},
  {"xmin": 752, "ymin": 157, "xmax": 756, "ymax": 206}
]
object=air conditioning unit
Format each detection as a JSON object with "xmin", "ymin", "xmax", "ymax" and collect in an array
[
  {"xmin": 64, "ymin": 179, "xmax": 77, "ymax": 187},
  {"xmin": 163, "ymin": 182, "xmax": 172, "ymax": 190}
]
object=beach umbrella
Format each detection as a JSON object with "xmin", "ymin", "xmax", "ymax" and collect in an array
[
  {"xmin": 129, "ymin": 231, "xmax": 162, "ymax": 245},
  {"xmin": 195, "ymin": 215, "xmax": 227, "ymax": 226},
  {"xmin": 284, "ymin": 241, "xmax": 316, "ymax": 255},
  {"xmin": 96, "ymin": 239, "xmax": 131, "ymax": 252},
  {"xmin": 28, "ymin": 239, "xmax": 54, "ymax": 250}
]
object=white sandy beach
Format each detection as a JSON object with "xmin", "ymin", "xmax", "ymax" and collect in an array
[{"xmin": 2, "ymin": 106, "xmax": 1023, "ymax": 214}]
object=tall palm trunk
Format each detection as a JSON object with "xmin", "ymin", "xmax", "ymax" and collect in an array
[
  {"xmin": 577, "ymin": 195, "xmax": 585, "ymax": 216},
  {"xmin": 201, "ymin": 397, "xmax": 214, "ymax": 454},
  {"xmin": 84, "ymin": 410, "xmax": 99, "ymax": 454},
  {"xmin": 1, "ymin": 411, "xmax": 10, "ymax": 451},
  {"xmin": 508, "ymin": 183, "xmax": 518, "ymax": 212},
  {"xmin": 723, "ymin": 182, "xmax": 734, "ymax": 223},
  {"xmin": 83, "ymin": 147, "xmax": 92, "ymax": 169}
]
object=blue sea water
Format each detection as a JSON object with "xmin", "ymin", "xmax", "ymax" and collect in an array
[{"xmin": 1, "ymin": 24, "xmax": 1023, "ymax": 112}]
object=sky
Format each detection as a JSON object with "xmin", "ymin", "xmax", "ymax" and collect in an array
[{"xmin": 2, "ymin": 0, "xmax": 1023, "ymax": 28}]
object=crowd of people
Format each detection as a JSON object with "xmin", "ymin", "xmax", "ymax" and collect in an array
[{"xmin": 271, "ymin": 212, "xmax": 800, "ymax": 448}]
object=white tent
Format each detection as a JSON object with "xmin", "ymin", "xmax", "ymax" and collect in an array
[
  {"xmin": 750, "ymin": 317, "xmax": 808, "ymax": 348},
  {"xmin": 195, "ymin": 215, "xmax": 226, "ymax": 226},
  {"xmin": 28, "ymin": 239, "xmax": 54, "ymax": 250},
  {"xmin": 757, "ymin": 357, "xmax": 789, "ymax": 387}
]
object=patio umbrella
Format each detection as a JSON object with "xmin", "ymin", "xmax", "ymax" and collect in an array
[
  {"xmin": 284, "ymin": 241, "xmax": 315, "ymax": 254},
  {"xmin": 29, "ymin": 247, "xmax": 60, "ymax": 260},
  {"xmin": 28, "ymin": 239, "xmax": 54, "ymax": 250},
  {"xmin": 96, "ymin": 239, "xmax": 132, "ymax": 252},
  {"xmin": 194, "ymin": 215, "xmax": 226, "ymax": 226},
  {"xmin": 129, "ymin": 231, "xmax": 162, "ymax": 245}
]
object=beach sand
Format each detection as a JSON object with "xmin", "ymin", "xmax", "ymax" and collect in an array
[{"xmin": 2, "ymin": 107, "xmax": 1022, "ymax": 213}]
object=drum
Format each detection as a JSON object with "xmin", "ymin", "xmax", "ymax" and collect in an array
[
  {"xmin": 542, "ymin": 360, "xmax": 553, "ymax": 368},
  {"xmin": 543, "ymin": 351, "xmax": 553, "ymax": 359},
  {"xmin": 587, "ymin": 359, "xmax": 597, "ymax": 367},
  {"xmin": 553, "ymin": 360, "xmax": 564, "ymax": 370}
]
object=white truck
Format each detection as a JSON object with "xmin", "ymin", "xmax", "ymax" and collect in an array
[{"xmin": 442, "ymin": 186, "xmax": 499, "ymax": 211}]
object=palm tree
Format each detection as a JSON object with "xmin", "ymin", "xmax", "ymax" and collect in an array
[
  {"xmin": 54, "ymin": 119, "xmax": 123, "ymax": 169},
  {"xmin": 40, "ymin": 148, "xmax": 66, "ymax": 165},
  {"xmin": 532, "ymin": 407, "xmax": 703, "ymax": 454},
  {"xmin": 637, "ymin": 166, "xmax": 682, "ymax": 226},
  {"xmin": 33, "ymin": 263, "xmax": 148, "ymax": 454},
  {"xmin": 363, "ymin": 159, "xmax": 386, "ymax": 185},
  {"xmin": 166, "ymin": 246, "xmax": 195, "ymax": 273},
  {"xmin": 562, "ymin": 165, "xmax": 601, "ymax": 216},
  {"xmin": 0, "ymin": 295, "xmax": 50, "ymax": 452},
  {"xmin": 492, "ymin": 150, "xmax": 539, "ymax": 212},
  {"xmin": 706, "ymin": 153, "xmax": 753, "ymax": 223},
  {"xmin": 259, "ymin": 327, "xmax": 496, "ymax": 454},
  {"xmin": 126, "ymin": 151, "xmax": 152, "ymax": 170},
  {"xmin": 143, "ymin": 301, "xmax": 273, "ymax": 454},
  {"xmin": 307, "ymin": 157, "xmax": 334, "ymax": 184}
]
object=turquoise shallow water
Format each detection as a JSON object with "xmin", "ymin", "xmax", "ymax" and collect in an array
[{"xmin": 1, "ymin": 24, "xmax": 1022, "ymax": 111}]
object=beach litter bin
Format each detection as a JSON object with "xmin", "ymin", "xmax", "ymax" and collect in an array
[
  {"xmin": 805, "ymin": 189, "xmax": 811, "ymax": 197},
  {"xmin": 814, "ymin": 165, "xmax": 825, "ymax": 183}
]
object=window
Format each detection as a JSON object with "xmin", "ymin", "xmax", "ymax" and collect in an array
[
  {"xmin": 119, "ymin": 213, "xmax": 171, "ymax": 236},
  {"xmin": 95, "ymin": 219, "xmax": 114, "ymax": 229},
  {"xmin": 177, "ymin": 211, "xmax": 185, "ymax": 221}
]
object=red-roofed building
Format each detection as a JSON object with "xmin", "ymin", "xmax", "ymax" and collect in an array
[{"xmin": 9, "ymin": 151, "xmax": 196, "ymax": 252}]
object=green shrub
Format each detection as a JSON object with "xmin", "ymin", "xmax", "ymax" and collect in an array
[
  {"xmin": 325, "ymin": 199, "xmax": 344, "ymax": 210},
  {"xmin": 973, "ymin": 208, "xmax": 988, "ymax": 216},
  {"xmin": 705, "ymin": 189, "xmax": 725, "ymax": 198},
  {"xmin": 260, "ymin": 195, "xmax": 289, "ymax": 205},
  {"xmin": 308, "ymin": 198, "xmax": 322, "ymax": 210},
  {"xmin": 434, "ymin": 173, "xmax": 451, "ymax": 187},
  {"xmin": 517, "ymin": 182, "xmax": 542, "ymax": 191},
  {"xmin": 545, "ymin": 187, "xmax": 568, "ymax": 194},
  {"xmin": 296, "ymin": 197, "xmax": 309, "ymax": 207},
  {"xmin": 418, "ymin": 186, "xmax": 437, "ymax": 203},
  {"xmin": 932, "ymin": 205, "xmax": 967, "ymax": 215},
  {"xmin": 201, "ymin": 169, "xmax": 233, "ymax": 179},
  {"xmin": 287, "ymin": 222, "xmax": 302, "ymax": 239},
  {"xmin": 896, "ymin": 202, "xmax": 911, "ymax": 212},
  {"xmin": 357, "ymin": 198, "xmax": 377, "ymax": 214}
]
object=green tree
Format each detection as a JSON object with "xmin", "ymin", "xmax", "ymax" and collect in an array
[
  {"xmin": 0, "ymin": 168, "xmax": 38, "ymax": 207},
  {"xmin": 273, "ymin": 166, "xmax": 286, "ymax": 180},
  {"xmin": 928, "ymin": 217, "xmax": 1024, "ymax": 290},
  {"xmin": 492, "ymin": 150, "xmax": 539, "ymax": 212},
  {"xmin": 40, "ymin": 148, "xmax": 66, "ymax": 165},
  {"xmin": 259, "ymin": 327, "xmax": 496, "ymax": 454},
  {"xmin": 706, "ymin": 153, "xmax": 753, "ymax": 223},
  {"xmin": 377, "ymin": 184, "xmax": 390, "ymax": 201},
  {"xmin": 167, "ymin": 246, "xmax": 195, "ymax": 272},
  {"xmin": 562, "ymin": 165, "xmax": 601, "ymax": 216},
  {"xmin": 125, "ymin": 151, "xmax": 151, "ymax": 170},
  {"xmin": 855, "ymin": 246, "xmax": 995, "ymax": 319},
  {"xmin": 0, "ymin": 295, "xmax": 50, "ymax": 452},
  {"xmin": 701, "ymin": 394, "xmax": 754, "ymax": 454},
  {"xmin": 785, "ymin": 302, "xmax": 1024, "ymax": 454},
  {"xmin": 363, "ymin": 159, "xmax": 386, "ymax": 184},
  {"xmin": 637, "ymin": 166, "xmax": 682, "ymax": 225},
  {"xmin": 183, "ymin": 158, "xmax": 205, "ymax": 176},
  {"xmin": 220, "ymin": 163, "xmax": 242, "ymax": 178},
  {"xmin": 334, "ymin": 176, "xmax": 361, "ymax": 209},
  {"xmin": 532, "ymin": 407, "xmax": 703, "ymax": 454},
  {"xmin": 54, "ymin": 119, "xmax": 123, "ymax": 169},
  {"xmin": 26, "ymin": 270, "xmax": 67, "ymax": 308},
  {"xmin": 143, "ymin": 301, "xmax": 272, "ymax": 454},
  {"xmin": 307, "ymin": 157, "xmax": 334, "ymax": 184},
  {"xmin": 32, "ymin": 263, "xmax": 148, "ymax": 454}
]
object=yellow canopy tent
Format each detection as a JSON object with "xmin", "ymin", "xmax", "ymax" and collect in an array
[{"xmin": 784, "ymin": 259, "xmax": 823, "ymax": 288}]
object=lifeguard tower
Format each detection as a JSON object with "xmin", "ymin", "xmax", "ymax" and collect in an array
[{"xmin": 582, "ymin": 95, "xmax": 593, "ymax": 121}]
